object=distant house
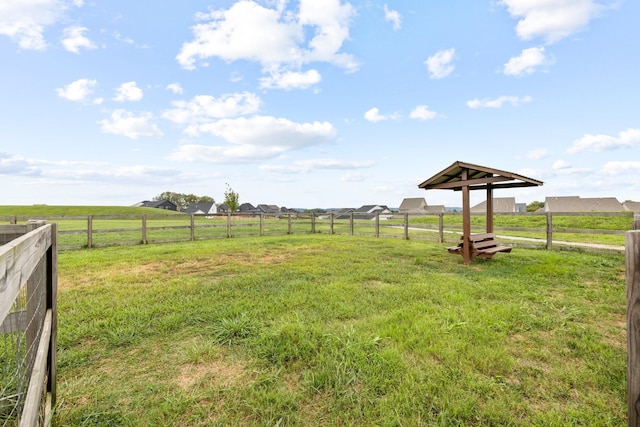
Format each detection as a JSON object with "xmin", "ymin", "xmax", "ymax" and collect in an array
[
  {"xmin": 183, "ymin": 202, "xmax": 217, "ymax": 215},
  {"xmin": 330, "ymin": 208, "xmax": 355, "ymax": 220},
  {"xmin": 353, "ymin": 205, "xmax": 394, "ymax": 220},
  {"xmin": 398, "ymin": 197, "xmax": 446, "ymax": 215},
  {"xmin": 544, "ymin": 196, "xmax": 625, "ymax": 213},
  {"xmin": 239, "ymin": 202, "xmax": 260, "ymax": 213},
  {"xmin": 136, "ymin": 200, "xmax": 178, "ymax": 211},
  {"xmin": 257, "ymin": 204, "xmax": 280, "ymax": 214},
  {"xmin": 217, "ymin": 203, "xmax": 230, "ymax": 213},
  {"xmin": 470, "ymin": 197, "xmax": 521, "ymax": 214},
  {"xmin": 624, "ymin": 201, "xmax": 640, "ymax": 214}
]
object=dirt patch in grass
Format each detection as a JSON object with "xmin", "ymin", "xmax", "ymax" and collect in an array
[{"xmin": 176, "ymin": 357, "xmax": 249, "ymax": 391}]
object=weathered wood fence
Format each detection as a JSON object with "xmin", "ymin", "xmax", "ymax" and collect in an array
[
  {"xmin": 0, "ymin": 211, "xmax": 631, "ymax": 253},
  {"xmin": 0, "ymin": 221, "xmax": 57, "ymax": 427}
]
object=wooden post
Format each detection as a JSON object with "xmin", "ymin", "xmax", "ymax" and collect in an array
[
  {"xmin": 486, "ymin": 183, "xmax": 494, "ymax": 234},
  {"xmin": 142, "ymin": 214, "xmax": 147, "ymax": 244},
  {"xmin": 47, "ymin": 223, "xmax": 58, "ymax": 407},
  {"xmin": 627, "ymin": 230, "xmax": 640, "ymax": 426},
  {"xmin": 375, "ymin": 211, "xmax": 380, "ymax": 238},
  {"xmin": 227, "ymin": 213, "xmax": 231, "ymax": 238},
  {"xmin": 350, "ymin": 212, "xmax": 354, "ymax": 236},
  {"xmin": 288, "ymin": 213, "xmax": 292, "ymax": 234},
  {"xmin": 190, "ymin": 214, "xmax": 195, "ymax": 241},
  {"xmin": 438, "ymin": 213, "xmax": 444, "ymax": 243},
  {"xmin": 634, "ymin": 214, "xmax": 640, "ymax": 231},
  {"xmin": 311, "ymin": 213, "xmax": 316, "ymax": 233},
  {"xmin": 260, "ymin": 213, "xmax": 264, "ymax": 236},
  {"xmin": 330, "ymin": 213, "xmax": 334, "ymax": 235},
  {"xmin": 461, "ymin": 168, "xmax": 471, "ymax": 265},
  {"xmin": 546, "ymin": 212, "xmax": 553, "ymax": 250},
  {"xmin": 404, "ymin": 213, "xmax": 409, "ymax": 240},
  {"xmin": 10, "ymin": 215, "xmax": 16, "ymax": 225},
  {"xmin": 87, "ymin": 215, "xmax": 93, "ymax": 249}
]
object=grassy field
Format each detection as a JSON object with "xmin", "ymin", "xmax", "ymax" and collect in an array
[{"xmin": 54, "ymin": 234, "xmax": 626, "ymax": 426}]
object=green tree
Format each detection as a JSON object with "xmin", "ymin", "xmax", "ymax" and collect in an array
[
  {"xmin": 224, "ymin": 183, "xmax": 240, "ymax": 212},
  {"xmin": 526, "ymin": 201, "xmax": 545, "ymax": 212},
  {"xmin": 153, "ymin": 191, "xmax": 214, "ymax": 210}
]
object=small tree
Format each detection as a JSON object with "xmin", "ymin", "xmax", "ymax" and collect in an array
[
  {"xmin": 526, "ymin": 201, "xmax": 545, "ymax": 212},
  {"xmin": 224, "ymin": 183, "xmax": 240, "ymax": 212}
]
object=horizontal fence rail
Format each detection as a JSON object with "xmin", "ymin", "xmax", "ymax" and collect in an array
[
  {"xmin": 0, "ymin": 211, "xmax": 633, "ymax": 254},
  {"xmin": 0, "ymin": 221, "xmax": 57, "ymax": 427}
]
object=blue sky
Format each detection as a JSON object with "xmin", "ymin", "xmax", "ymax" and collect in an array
[{"xmin": 1, "ymin": 0, "xmax": 639, "ymax": 209}]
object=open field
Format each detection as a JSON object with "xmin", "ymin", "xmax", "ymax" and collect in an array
[{"xmin": 54, "ymin": 234, "xmax": 626, "ymax": 426}]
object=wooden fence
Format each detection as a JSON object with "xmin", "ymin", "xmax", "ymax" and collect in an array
[
  {"xmin": 0, "ymin": 211, "xmax": 632, "ymax": 253},
  {"xmin": 0, "ymin": 221, "xmax": 57, "ymax": 427}
]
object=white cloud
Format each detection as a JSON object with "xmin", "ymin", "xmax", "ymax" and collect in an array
[
  {"xmin": 260, "ymin": 158, "xmax": 374, "ymax": 174},
  {"xmin": 56, "ymin": 78, "xmax": 98, "ymax": 102},
  {"xmin": 384, "ymin": 4, "xmax": 401, "ymax": 30},
  {"xmin": 409, "ymin": 105, "xmax": 438, "ymax": 121},
  {"xmin": 259, "ymin": 69, "xmax": 322, "ymax": 90},
  {"xmin": 163, "ymin": 92, "xmax": 261, "ymax": 125},
  {"xmin": 526, "ymin": 148, "xmax": 549, "ymax": 160},
  {"xmin": 364, "ymin": 107, "xmax": 399, "ymax": 123},
  {"xmin": 166, "ymin": 83, "xmax": 184, "ymax": 94},
  {"xmin": 503, "ymin": 46, "xmax": 552, "ymax": 76},
  {"xmin": 425, "ymin": 48, "xmax": 455, "ymax": 79},
  {"xmin": 0, "ymin": 151, "xmax": 40, "ymax": 176},
  {"xmin": 552, "ymin": 160, "xmax": 571, "ymax": 170},
  {"xmin": 176, "ymin": 0, "xmax": 357, "ymax": 85},
  {"xmin": 113, "ymin": 81, "xmax": 144, "ymax": 102},
  {"xmin": 466, "ymin": 95, "xmax": 532, "ymax": 108},
  {"xmin": 99, "ymin": 110, "xmax": 164, "ymax": 139},
  {"xmin": 61, "ymin": 26, "xmax": 96, "ymax": 53},
  {"xmin": 340, "ymin": 172, "xmax": 366, "ymax": 182},
  {"xmin": 169, "ymin": 116, "xmax": 337, "ymax": 163},
  {"xmin": 499, "ymin": 0, "xmax": 606, "ymax": 44},
  {"xmin": 567, "ymin": 128, "xmax": 640, "ymax": 154},
  {"xmin": 602, "ymin": 161, "xmax": 640, "ymax": 176},
  {"xmin": 0, "ymin": 0, "xmax": 81, "ymax": 50}
]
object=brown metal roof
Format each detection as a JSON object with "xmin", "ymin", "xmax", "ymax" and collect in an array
[{"xmin": 418, "ymin": 161, "xmax": 543, "ymax": 191}]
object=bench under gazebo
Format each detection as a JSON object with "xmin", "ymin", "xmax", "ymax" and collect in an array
[{"xmin": 418, "ymin": 161, "xmax": 543, "ymax": 264}]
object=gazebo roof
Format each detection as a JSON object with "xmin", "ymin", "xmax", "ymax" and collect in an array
[{"xmin": 418, "ymin": 161, "xmax": 543, "ymax": 191}]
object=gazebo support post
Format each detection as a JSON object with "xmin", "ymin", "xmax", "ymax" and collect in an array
[
  {"xmin": 461, "ymin": 168, "xmax": 472, "ymax": 265},
  {"xmin": 486, "ymin": 183, "xmax": 494, "ymax": 234}
]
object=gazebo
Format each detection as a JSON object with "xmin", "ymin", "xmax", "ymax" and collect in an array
[{"xmin": 418, "ymin": 161, "xmax": 543, "ymax": 264}]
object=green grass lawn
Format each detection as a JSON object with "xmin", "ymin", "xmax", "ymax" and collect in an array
[{"xmin": 54, "ymin": 234, "xmax": 626, "ymax": 426}]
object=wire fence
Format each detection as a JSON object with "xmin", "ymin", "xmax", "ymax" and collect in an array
[{"xmin": 0, "ymin": 222, "xmax": 57, "ymax": 427}]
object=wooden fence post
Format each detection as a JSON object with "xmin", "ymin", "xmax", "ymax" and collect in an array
[
  {"xmin": 350, "ymin": 212, "xmax": 354, "ymax": 236},
  {"xmin": 634, "ymin": 214, "xmax": 640, "ymax": 231},
  {"xmin": 627, "ymin": 230, "xmax": 640, "ymax": 426},
  {"xmin": 288, "ymin": 213, "xmax": 292, "ymax": 234},
  {"xmin": 546, "ymin": 212, "xmax": 553, "ymax": 250},
  {"xmin": 375, "ymin": 212, "xmax": 380, "ymax": 238},
  {"xmin": 87, "ymin": 215, "xmax": 93, "ymax": 248},
  {"xmin": 438, "ymin": 213, "xmax": 444, "ymax": 243},
  {"xmin": 404, "ymin": 213, "xmax": 409, "ymax": 240},
  {"xmin": 10, "ymin": 215, "xmax": 16, "ymax": 225},
  {"xmin": 311, "ymin": 213, "xmax": 316, "ymax": 234},
  {"xmin": 227, "ymin": 213, "xmax": 232, "ymax": 238},
  {"xmin": 260, "ymin": 213, "xmax": 264, "ymax": 236},
  {"xmin": 190, "ymin": 214, "xmax": 195, "ymax": 241},
  {"xmin": 142, "ymin": 215, "xmax": 147, "ymax": 244},
  {"xmin": 330, "ymin": 213, "xmax": 334, "ymax": 235},
  {"xmin": 47, "ymin": 222, "xmax": 58, "ymax": 407}
]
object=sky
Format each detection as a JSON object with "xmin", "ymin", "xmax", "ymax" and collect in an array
[{"xmin": 1, "ymin": 0, "xmax": 639, "ymax": 209}]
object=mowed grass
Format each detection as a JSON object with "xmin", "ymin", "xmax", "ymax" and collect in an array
[{"xmin": 54, "ymin": 234, "xmax": 626, "ymax": 426}]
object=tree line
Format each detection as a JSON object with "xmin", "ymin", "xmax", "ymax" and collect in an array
[{"xmin": 153, "ymin": 184, "xmax": 240, "ymax": 211}]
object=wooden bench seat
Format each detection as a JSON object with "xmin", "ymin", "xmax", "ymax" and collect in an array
[{"xmin": 447, "ymin": 232, "xmax": 512, "ymax": 259}]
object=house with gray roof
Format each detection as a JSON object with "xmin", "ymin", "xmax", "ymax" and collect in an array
[
  {"xmin": 624, "ymin": 201, "xmax": 640, "ymax": 213},
  {"xmin": 183, "ymin": 202, "xmax": 217, "ymax": 215},
  {"xmin": 544, "ymin": 196, "xmax": 624, "ymax": 212},
  {"xmin": 470, "ymin": 197, "xmax": 522, "ymax": 214},
  {"xmin": 136, "ymin": 200, "xmax": 178, "ymax": 211},
  {"xmin": 399, "ymin": 197, "xmax": 446, "ymax": 215},
  {"xmin": 353, "ymin": 205, "xmax": 394, "ymax": 220},
  {"xmin": 257, "ymin": 204, "xmax": 280, "ymax": 214}
]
